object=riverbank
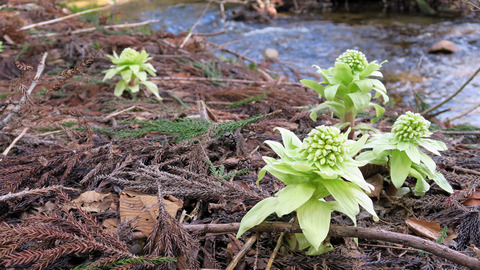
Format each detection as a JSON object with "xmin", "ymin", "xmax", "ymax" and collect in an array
[{"xmin": 1, "ymin": 1, "xmax": 480, "ymax": 269}]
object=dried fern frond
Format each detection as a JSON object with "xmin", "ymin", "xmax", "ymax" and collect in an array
[{"xmin": 0, "ymin": 193, "xmax": 161, "ymax": 270}]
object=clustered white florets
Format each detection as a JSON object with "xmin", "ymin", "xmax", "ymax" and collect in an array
[
  {"xmin": 335, "ymin": 49, "xmax": 368, "ymax": 73},
  {"xmin": 300, "ymin": 126, "xmax": 347, "ymax": 167},
  {"xmin": 392, "ymin": 111, "xmax": 431, "ymax": 142}
]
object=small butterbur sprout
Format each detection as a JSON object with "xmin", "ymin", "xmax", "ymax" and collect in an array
[
  {"xmin": 357, "ymin": 112, "xmax": 453, "ymax": 196},
  {"xmin": 103, "ymin": 48, "xmax": 161, "ymax": 100},
  {"xmin": 237, "ymin": 126, "xmax": 378, "ymax": 255},
  {"xmin": 0, "ymin": 41, "xmax": 3, "ymax": 52},
  {"xmin": 301, "ymin": 49, "xmax": 388, "ymax": 135}
]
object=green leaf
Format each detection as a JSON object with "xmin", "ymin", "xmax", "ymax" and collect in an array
[
  {"xmin": 354, "ymin": 79, "xmax": 374, "ymax": 93},
  {"xmin": 346, "ymin": 92, "xmax": 371, "ymax": 114},
  {"xmin": 419, "ymin": 138, "xmax": 447, "ymax": 155},
  {"xmin": 418, "ymin": 150, "xmax": 436, "ymax": 175},
  {"xmin": 410, "ymin": 167, "xmax": 430, "ymax": 196},
  {"xmin": 322, "ymin": 178, "xmax": 360, "ymax": 219},
  {"xmin": 324, "ymin": 84, "xmax": 341, "ymax": 101},
  {"xmin": 336, "ymin": 160, "xmax": 372, "ymax": 191},
  {"xmin": 114, "ymin": 80, "xmax": 127, "ymax": 96},
  {"xmin": 300, "ymin": 79, "xmax": 325, "ymax": 96},
  {"xmin": 347, "ymin": 133, "xmax": 369, "ymax": 156},
  {"xmin": 372, "ymin": 79, "xmax": 389, "ymax": 103},
  {"xmin": 432, "ymin": 172, "xmax": 453, "ymax": 194},
  {"xmin": 237, "ymin": 197, "xmax": 277, "ymax": 238},
  {"xmin": 404, "ymin": 143, "xmax": 422, "ymax": 164},
  {"xmin": 274, "ymin": 127, "xmax": 303, "ymax": 151},
  {"xmin": 129, "ymin": 84, "xmax": 140, "ymax": 93},
  {"xmin": 310, "ymin": 101, "xmax": 346, "ymax": 122},
  {"xmin": 129, "ymin": 64, "xmax": 140, "ymax": 74},
  {"xmin": 305, "ymin": 241, "xmax": 334, "ymax": 255},
  {"xmin": 275, "ymin": 184, "xmax": 315, "ymax": 216},
  {"xmin": 104, "ymin": 68, "xmax": 119, "ymax": 80},
  {"xmin": 390, "ymin": 150, "xmax": 412, "ymax": 188},
  {"xmin": 136, "ymin": 71, "xmax": 148, "ymax": 82},
  {"xmin": 264, "ymin": 140, "xmax": 287, "ymax": 159},
  {"xmin": 370, "ymin": 103, "xmax": 385, "ymax": 123},
  {"xmin": 333, "ymin": 62, "xmax": 353, "ymax": 84},
  {"xmin": 121, "ymin": 69, "xmax": 133, "ymax": 83},
  {"xmin": 141, "ymin": 81, "xmax": 161, "ymax": 99},
  {"xmin": 142, "ymin": 63, "xmax": 157, "ymax": 75},
  {"xmin": 350, "ymin": 184, "xmax": 379, "ymax": 220},
  {"xmin": 359, "ymin": 62, "xmax": 382, "ymax": 78},
  {"xmin": 296, "ymin": 199, "xmax": 332, "ymax": 250}
]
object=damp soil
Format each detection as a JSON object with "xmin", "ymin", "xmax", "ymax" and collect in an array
[{"xmin": 1, "ymin": 1, "xmax": 480, "ymax": 270}]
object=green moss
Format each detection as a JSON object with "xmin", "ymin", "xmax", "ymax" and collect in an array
[
  {"xmin": 96, "ymin": 115, "xmax": 264, "ymax": 142},
  {"xmin": 228, "ymin": 92, "xmax": 268, "ymax": 109}
]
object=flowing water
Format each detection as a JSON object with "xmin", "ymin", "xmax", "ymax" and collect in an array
[{"xmin": 108, "ymin": 1, "xmax": 480, "ymax": 125}]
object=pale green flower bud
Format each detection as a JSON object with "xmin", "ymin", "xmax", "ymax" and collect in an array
[
  {"xmin": 335, "ymin": 49, "xmax": 368, "ymax": 73},
  {"xmin": 300, "ymin": 126, "xmax": 347, "ymax": 167},
  {"xmin": 392, "ymin": 112, "xmax": 431, "ymax": 142}
]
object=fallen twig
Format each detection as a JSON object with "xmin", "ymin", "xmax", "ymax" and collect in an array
[
  {"xmin": 0, "ymin": 52, "xmax": 48, "ymax": 129},
  {"xmin": 152, "ymin": 76, "xmax": 302, "ymax": 86},
  {"xmin": 225, "ymin": 233, "xmax": 258, "ymax": 270},
  {"xmin": 452, "ymin": 165, "xmax": 480, "ymax": 176},
  {"xmin": 0, "ymin": 185, "xmax": 80, "ymax": 202},
  {"xmin": 33, "ymin": 20, "xmax": 160, "ymax": 37},
  {"xmin": 183, "ymin": 222, "xmax": 480, "ymax": 269},
  {"xmin": 422, "ymin": 65, "xmax": 480, "ymax": 117},
  {"xmin": 1, "ymin": 127, "xmax": 28, "ymax": 158},
  {"xmin": 19, "ymin": 4, "xmax": 119, "ymax": 31},
  {"xmin": 180, "ymin": 1, "xmax": 211, "ymax": 49},
  {"xmin": 266, "ymin": 232, "xmax": 284, "ymax": 270}
]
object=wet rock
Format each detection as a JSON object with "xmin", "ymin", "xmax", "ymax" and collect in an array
[{"xmin": 428, "ymin": 40, "xmax": 460, "ymax": 54}]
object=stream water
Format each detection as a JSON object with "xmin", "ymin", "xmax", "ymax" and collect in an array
[{"xmin": 110, "ymin": 1, "xmax": 480, "ymax": 125}]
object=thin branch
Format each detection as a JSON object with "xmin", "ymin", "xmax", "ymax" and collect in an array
[
  {"xmin": 33, "ymin": 20, "xmax": 160, "ymax": 37},
  {"xmin": 452, "ymin": 165, "xmax": 480, "ymax": 176},
  {"xmin": 151, "ymin": 76, "xmax": 302, "ymax": 86},
  {"xmin": 422, "ymin": 65, "xmax": 480, "ymax": 116},
  {"xmin": 19, "ymin": 5, "xmax": 119, "ymax": 31},
  {"xmin": 1, "ymin": 127, "xmax": 29, "ymax": 157},
  {"xmin": 0, "ymin": 52, "xmax": 48, "ymax": 129},
  {"xmin": 180, "ymin": 1, "xmax": 212, "ymax": 49},
  {"xmin": 0, "ymin": 185, "xmax": 80, "ymax": 202},
  {"xmin": 183, "ymin": 222, "xmax": 480, "ymax": 269},
  {"xmin": 225, "ymin": 234, "xmax": 258, "ymax": 270}
]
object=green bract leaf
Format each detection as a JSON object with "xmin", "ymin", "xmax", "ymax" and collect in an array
[
  {"xmin": 432, "ymin": 171, "xmax": 453, "ymax": 194},
  {"xmin": 300, "ymin": 79, "xmax": 325, "ymax": 97},
  {"xmin": 275, "ymin": 184, "xmax": 315, "ymax": 216},
  {"xmin": 274, "ymin": 127, "xmax": 303, "ymax": 152},
  {"xmin": 390, "ymin": 150, "xmax": 412, "ymax": 188},
  {"xmin": 264, "ymin": 140, "xmax": 287, "ymax": 159},
  {"xmin": 359, "ymin": 62, "xmax": 382, "ymax": 78},
  {"xmin": 418, "ymin": 138, "xmax": 447, "ymax": 155},
  {"xmin": 104, "ymin": 68, "xmax": 118, "ymax": 80},
  {"xmin": 121, "ymin": 69, "xmax": 133, "ymax": 83},
  {"xmin": 237, "ymin": 197, "xmax": 277, "ymax": 238},
  {"xmin": 297, "ymin": 199, "xmax": 332, "ymax": 250},
  {"xmin": 129, "ymin": 84, "xmax": 139, "ymax": 93},
  {"xmin": 410, "ymin": 167, "xmax": 430, "ymax": 196},
  {"xmin": 141, "ymin": 81, "xmax": 161, "ymax": 99},
  {"xmin": 370, "ymin": 103, "xmax": 385, "ymax": 123},
  {"xmin": 350, "ymin": 184, "xmax": 379, "ymax": 220},
  {"xmin": 346, "ymin": 92, "xmax": 371, "ymax": 114},
  {"xmin": 324, "ymin": 84, "xmax": 341, "ymax": 101},
  {"xmin": 114, "ymin": 80, "xmax": 126, "ymax": 96},
  {"xmin": 322, "ymin": 179, "xmax": 360, "ymax": 219}
]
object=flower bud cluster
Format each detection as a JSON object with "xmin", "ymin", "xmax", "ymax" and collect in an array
[
  {"xmin": 335, "ymin": 49, "xmax": 368, "ymax": 73},
  {"xmin": 300, "ymin": 126, "xmax": 347, "ymax": 167},
  {"xmin": 392, "ymin": 112, "xmax": 431, "ymax": 142}
]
